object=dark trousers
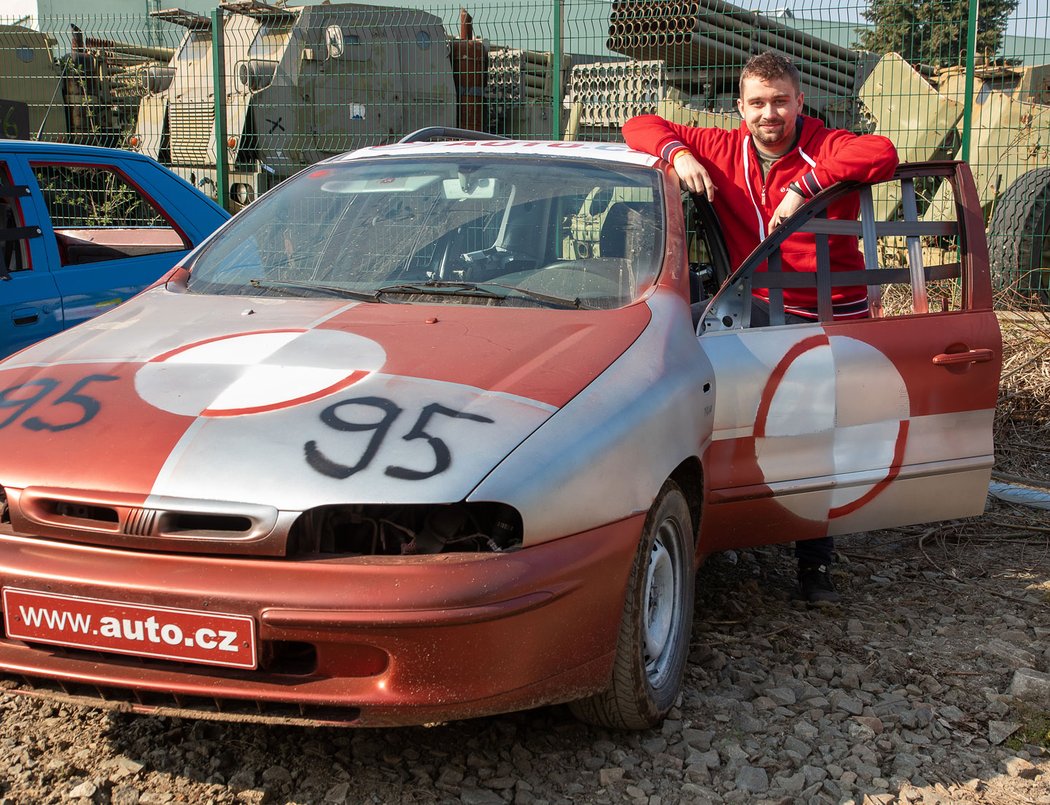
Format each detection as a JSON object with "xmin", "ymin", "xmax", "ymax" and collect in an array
[{"xmin": 796, "ymin": 535, "xmax": 834, "ymax": 566}]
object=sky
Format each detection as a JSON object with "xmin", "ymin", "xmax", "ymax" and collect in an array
[
  {"xmin": 1006, "ymin": 0, "xmax": 1048, "ymax": 41},
  {"xmin": 2, "ymin": 0, "xmax": 1047, "ymax": 48},
  {"xmin": 747, "ymin": 0, "xmax": 1048, "ymax": 39}
]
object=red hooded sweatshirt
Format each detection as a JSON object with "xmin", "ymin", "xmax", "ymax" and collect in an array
[{"xmin": 623, "ymin": 114, "xmax": 899, "ymax": 318}]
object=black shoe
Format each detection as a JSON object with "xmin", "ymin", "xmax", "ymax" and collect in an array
[{"xmin": 798, "ymin": 563, "xmax": 841, "ymax": 604}]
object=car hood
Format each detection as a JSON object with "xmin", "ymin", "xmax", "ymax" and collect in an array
[{"xmin": 0, "ymin": 288, "xmax": 651, "ymax": 510}]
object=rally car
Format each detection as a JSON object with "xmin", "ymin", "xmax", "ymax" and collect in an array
[{"xmin": 0, "ymin": 130, "xmax": 1001, "ymax": 729}]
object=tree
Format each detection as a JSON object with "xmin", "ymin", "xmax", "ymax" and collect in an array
[{"xmin": 857, "ymin": 0, "xmax": 1019, "ymax": 68}]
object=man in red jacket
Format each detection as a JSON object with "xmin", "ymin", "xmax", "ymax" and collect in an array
[
  {"xmin": 623, "ymin": 50, "xmax": 899, "ymax": 324},
  {"xmin": 624, "ymin": 51, "xmax": 900, "ymax": 602}
]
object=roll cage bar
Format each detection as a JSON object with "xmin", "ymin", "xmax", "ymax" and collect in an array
[{"xmin": 700, "ymin": 161, "xmax": 988, "ymax": 331}]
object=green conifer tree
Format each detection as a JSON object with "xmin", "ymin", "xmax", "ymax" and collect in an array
[{"xmin": 857, "ymin": 0, "xmax": 1019, "ymax": 67}]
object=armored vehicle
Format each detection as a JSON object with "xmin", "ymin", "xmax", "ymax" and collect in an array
[
  {"xmin": 132, "ymin": 1, "xmax": 457, "ymax": 209},
  {"xmin": 0, "ymin": 25, "xmax": 67, "ymax": 141},
  {"xmin": 855, "ymin": 53, "xmax": 1050, "ymax": 305},
  {"xmin": 1, "ymin": 23, "xmax": 172, "ymax": 147}
]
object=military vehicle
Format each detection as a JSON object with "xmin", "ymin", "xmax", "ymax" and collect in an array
[
  {"xmin": 0, "ymin": 22, "xmax": 171, "ymax": 146},
  {"xmin": 63, "ymin": 27, "xmax": 174, "ymax": 148},
  {"xmin": 0, "ymin": 24, "xmax": 67, "ymax": 141},
  {"xmin": 131, "ymin": 0, "xmax": 457, "ymax": 209},
  {"xmin": 856, "ymin": 53, "xmax": 1050, "ymax": 305}
]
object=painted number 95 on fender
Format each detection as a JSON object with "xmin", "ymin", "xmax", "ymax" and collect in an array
[{"xmin": 305, "ymin": 396, "xmax": 495, "ymax": 481}]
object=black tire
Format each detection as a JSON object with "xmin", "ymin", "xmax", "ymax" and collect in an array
[
  {"xmin": 569, "ymin": 481, "xmax": 695, "ymax": 730},
  {"xmin": 987, "ymin": 167, "xmax": 1050, "ymax": 307}
]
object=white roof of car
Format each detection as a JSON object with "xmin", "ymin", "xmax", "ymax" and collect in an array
[{"xmin": 333, "ymin": 139, "xmax": 660, "ymax": 167}]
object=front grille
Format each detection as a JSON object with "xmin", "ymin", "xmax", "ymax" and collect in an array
[
  {"xmin": 162, "ymin": 512, "xmax": 253, "ymax": 537},
  {"xmin": 51, "ymin": 501, "xmax": 119, "ymax": 525},
  {"xmin": 123, "ymin": 507, "xmax": 159, "ymax": 536},
  {"xmin": 9, "ymin": 489, "xmax": 289, "ymax": 556}
]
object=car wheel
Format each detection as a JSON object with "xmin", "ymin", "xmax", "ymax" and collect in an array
[
  {"xmin": 570, "ymin": 481, "xmax": 695, "ymax": 729},
  {"xmin": 987, "ymin": 166, "xmax": 1050, "ymax": 307}
]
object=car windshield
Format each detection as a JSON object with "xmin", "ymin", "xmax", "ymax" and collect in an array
[{"xmin": 185, "ymin": 156, "xmax": 664, "ymax": 309}]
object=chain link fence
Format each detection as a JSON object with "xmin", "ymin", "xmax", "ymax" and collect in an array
[{"xmin": 2, "ymin": 0, "xmax": 1049, "ymax": 305}]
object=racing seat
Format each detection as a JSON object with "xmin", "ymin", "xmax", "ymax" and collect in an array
[{"xmin": 599, "ymin": 201, "xmax": 648, "ymax": 259}]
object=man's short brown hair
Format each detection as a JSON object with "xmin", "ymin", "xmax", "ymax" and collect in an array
[{"xmin": 739, "ymin": 51, "xmax": 802, "ymax": 95}]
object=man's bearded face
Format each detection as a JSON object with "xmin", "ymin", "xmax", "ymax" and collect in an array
[{"xmin": 737, "ymin": 75, "xmax": 803, "ymax": 155}]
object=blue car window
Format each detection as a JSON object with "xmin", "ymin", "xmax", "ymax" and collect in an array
[{"xmin": 30, "ymin": 162, "xmax": 190, "ymax": 267}]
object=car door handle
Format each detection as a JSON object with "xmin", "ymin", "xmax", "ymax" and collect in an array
[
  {"xmin": 12, "ymin": 307, "xmax": 39, "ymax": 326},
  {"xmin": 932, "ymin": 348, "xmax": 993, "ymax": 366}
]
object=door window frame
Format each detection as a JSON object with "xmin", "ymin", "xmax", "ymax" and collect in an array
[
  {"xmin": 28, "ymin": 159, "xmax": 192, "ymax": 268},
  {"xmin": 699, "ymin": 162, "xmax": 991, "ymax": 333}
]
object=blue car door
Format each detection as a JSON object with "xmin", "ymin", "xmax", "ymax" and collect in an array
[
  {"xmin": 0, "ymin": 156, "xmax": 63, "ymax": 357},
  {"xmin": 25, "ymin": 155, "xmax": 203, "ymax": 331}
]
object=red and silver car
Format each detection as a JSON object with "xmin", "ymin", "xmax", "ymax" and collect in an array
[{"xmin": 0, "ymin": 130, "xmax": 1000, "ymax": 729}]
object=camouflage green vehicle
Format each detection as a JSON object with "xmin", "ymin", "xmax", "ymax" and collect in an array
[{"xmin": 858, "ymin": 54, "xmax": 1050, "ymax": 305}]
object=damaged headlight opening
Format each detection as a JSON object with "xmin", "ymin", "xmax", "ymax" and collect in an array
[{"xmin": 286, "ymin": 501, "xmax": 522, "ymax": 557}]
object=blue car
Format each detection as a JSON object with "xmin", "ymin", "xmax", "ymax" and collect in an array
[{"xmin": 1, "ymin": 140, "xmax": 229, "ymax": 357}]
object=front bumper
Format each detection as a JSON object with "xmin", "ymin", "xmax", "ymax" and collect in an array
[{"xmin": 0, "ymin": 516, "xmax": 643, "ymax": 726}]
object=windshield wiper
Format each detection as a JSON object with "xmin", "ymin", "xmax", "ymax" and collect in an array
[
  {"xmin": 248, "ymin": 278, "xmax": 383, "ymax": 302},
  {"xmin": 476, "ymin": 282, "xmax": 590, "ymax": 310},
  {"xmin": 375, "ymin": 281, "xmax": 506, "ymax": 300},
  {"xmin": 377, "ymin": 281, "xmax": 589, "ymax": 310}
]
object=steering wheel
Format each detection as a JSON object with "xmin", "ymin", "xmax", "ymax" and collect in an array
[{"xmin": 458, "ymin": 246, "xmax": 534, "ymax": 279}]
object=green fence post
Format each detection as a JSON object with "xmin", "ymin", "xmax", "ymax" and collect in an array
[
  {"xmin": 961, "ymin": 0, "xmax": 979, "ymax": 162},
  {"xmin": 211, "ymin": 6, "xmax": 230, "ymax": 212},
  {"xmin": 551, "ymin": 0, "xmax": 562, "ymax": 140}
]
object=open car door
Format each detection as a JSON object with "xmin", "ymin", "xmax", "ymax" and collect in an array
[{"xmin": 696, "ymin": 162, "xmax": 1002, "ymax": 553}]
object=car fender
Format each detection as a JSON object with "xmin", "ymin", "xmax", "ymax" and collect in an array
[{"xmin": 468, "ymin": 289, "xmax": 714, "ymax": 546}]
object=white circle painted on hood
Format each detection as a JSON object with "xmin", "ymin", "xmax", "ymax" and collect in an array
[{"xmin": 135, "ymin": 329, "xmax": 387, "ymax": 417}]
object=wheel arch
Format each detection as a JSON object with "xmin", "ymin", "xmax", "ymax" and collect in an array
[{"xmin": 668, "ymin": 456, "xmax": 702, "ymax": 546}]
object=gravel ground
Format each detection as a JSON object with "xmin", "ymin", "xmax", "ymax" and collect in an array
[{"xmin": 0, "ymin": 498, "xmax": 1047, "ymax": 805}]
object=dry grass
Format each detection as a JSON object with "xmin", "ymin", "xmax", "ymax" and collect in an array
[
  {"xmin": 852, "ymin": 293, "xmax": 1050, "ymax": 575},
  {"xmin": 994, "ymin": 295, "xmax": 1050, "ymax": 485}
]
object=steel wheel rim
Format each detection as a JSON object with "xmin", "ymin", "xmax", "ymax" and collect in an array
[{"xmin": 642, "ymin": 518, "xmax": 682, "ymax": 685}]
